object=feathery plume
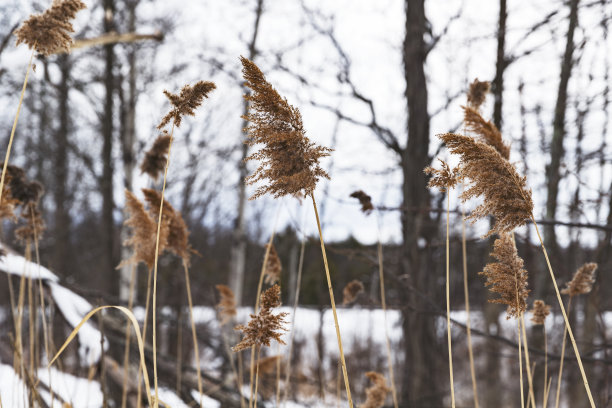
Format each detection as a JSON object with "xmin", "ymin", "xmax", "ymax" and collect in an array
[
  {"xmin": 233, "ymin": 284, "xmax": 288, "ymax": 352},
  {"xmin": 439, "ymin": 133, "xmax": 533, "ymax": 236},
  {"xmin": 360, "ymin": 372, "xmax": 390, "ymax": 408},
  {"xmin": 122, "ymin": 190, "xmax": 169, "ymax": 269},
  {"xmin": 5, "ymin": 164, "xmax": 44, "ymax": 206},
  {"xmin": 350, "ymin": 190, "xmax": 374, "ymax": 215},
  {"xmin": 480, "ymin": 233, "xmax": 529, "ymax": 319},
  {"xmin": 530, "ymin": 300, "xmax": 550, "ymax": 325},
  {"xmin": 142, "ymin": 188, "xmax": 191, "ymax": 264},
  {"xmin": 263, "ymin": 244, "xmax": 282, "ymax": 285},
  {"xmin": 561, "ymin": 262, "xmax": 597, "ymax": 297},
  {"xmin": 140, "ymin": 132, "xmax": 172, "ymax": 180},
  {"xmin": 463, "ymin": 106, "xmax": 510, "ymax": 159},
  {"xmin": 467, "ymin": 79, "xmax": 490, "ymax": 110},
  {"xmin": 342, "ymin": 280, "xmax": 364, "ymax": 305},
  {"xmin": 158, "ymin": 81, "xmax": 216, "ymax": 129},
  {"xmin": 215, "ymin": 284, "xmax": 237, "ymax": 326},
  {"xmin": 424, "ymin": 159, "xmax": 460, "ymax": 192},
  {"xmin": 15, "ymin": 0, "xmax": 86, "ymax": 56},
  {"xmin": 240, "ymin": 56, "xmax": 332, "ymax": 200},
  {"xmin": 15, "ymin": 202, "xmax": 46, "ymax": 242}
]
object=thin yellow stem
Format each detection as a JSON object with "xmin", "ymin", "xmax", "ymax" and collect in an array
[
  {"xmin": 275, "ymin": 343, "xmax": 281, "ymax": 406},
  {"xmin": 521, "ymin": 315, "xmax": 536, "ymax": 407},
  {"xmin": 136, "ymin": 266, "xmax": 153, "ymax": 408},
  {"xmin": 445, "ymin": 193, "xmax": 455, "ymax": 408},
  {"xmin": 543, "ymin": 326, "xmax": 549, "ymax": 408},
  {"xmin": 518, "ymin": 319, "xmax": 525, "ymax": 408},
  {"xmin": 238, "ymin": 351, "xmax": 246, "ymax": 408},
  {"xmin": 183, "ymin": 260, "xmax": 204, "ymax": 407},
  {"xmin": 311, "ymin": 193, "xmax": 353, "ymax": 407},
  {"xmin": 554, "ymin": 298, "xmax": 572, "ymax": 408},
  {"xmin": 253, "ymin": 346, "xmax": 261, "ymax": 408},
  {"xmin": 120, "ymin": 263, "xmax": 137, "ymax": 408},
  {"xmin": 0, "ymin": 48, "xmax": 35, "ymax": 207},
  {"xmin": 545, "ymin": 375, "xmax": 553, "ymax": 408},
  {"xmin": 461, "ymin": 209, "xmax": 479, "ymax": 408},
  {"xmin": 530, "ymin": 217, "xmax": 595, "ymax": 408}
]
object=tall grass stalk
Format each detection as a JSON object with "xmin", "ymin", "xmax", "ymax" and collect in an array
[
  {"xmin": 518, "ymin": 319, "xmax": 525, "ymax": 408},
  {"xmin": 520, "ymin": 315, "xmax": 536, "ymax": 407},
  {"xmin": 253, "ymin": 346, "xmax": 262, "ymax": 408},
  {"xmin": 136, "ymin": 266, "xmax": 153, "ymax": 408},
  {"xmin": 461, "ymin": 209, "xmax": 479, "ymax": 408},
  {"xmin": 543, "ymin": 326, "xmax": 549, "ymax": 408},
  {"xmin": 530, "ymin": 218, "xmax": 596, "ymax": 407},
  {"xmin": 554, "ymin": 298, "xmax": 572, "ymax": 408},
  {"xmin": 120, "ymin": 263, "xmax": 137, "ymax": 408},
  {"xmin": 311, "ymin": 192, "xmax": 353, "ymax": 407},
  {"xmin": 445, "ymin": 194, "xmax": 456, "ymax": 408},
  {"xmin": 183, "ymin": 259, "xmax": 204, "ymax": 407}
]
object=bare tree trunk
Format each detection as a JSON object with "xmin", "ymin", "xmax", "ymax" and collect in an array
[
  {"xmin": 492, "ymin": 0, "xmax": 507, "ymax": 131},
  {"xmin": 545, "ymin": 0, "xmax": 580, "ymax": 250},
  {"xmin": 229, "ymin": 0, "xmax": 264, "ymax": 306},
  {"xmin": 400, "ymin": 0, "xmax": 440, "ymax": 405}
]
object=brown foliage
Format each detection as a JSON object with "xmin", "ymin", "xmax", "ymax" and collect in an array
[
  {"xmin": 158, "ymin": 81, "xmax": 216, "ymax": 129},
  {"xmin": 15, "ymin": 0, "xmax": 86, "ymax": 56},
  {"xmin": 215, "ymin": 284, "xmax": 237, "ymax": 326},
  {"xmin": 233, "ymin": 284, "xmax": 288, "ymax": 351},
  {"xmin": 561, "ymin": 262, "xmax": 597, "ymax": 297},
  {"xmin": 467, "ymin": 78, "xmax": 490, "ymax": 109},
  {"xmin": 140, "ymin": 132, "xmax": 172, "ymax": 181},
  {"xmin": 240, "ymin": 56, "xmax": 332, "ymax": 200},
  {"xmin": 530, "ymin": 300, "xmax": 550, "ymax": 325},
  {"xmin": 342, "ymin": 280, "xmax": 364, "ymax": 305},
  {"xmin": 360, "ymin": 371, "xmax": 390, "ymax": 408},
  {"xmin": 350, "ymin": 190, "xmax": 374, "ymax": 215},
  {"xmin": 424, "ymin": 159, "xmax": 460, "ymax": 192},
  {"xmin": 480, "ymin": 233, "xmax": 529, "ymax": 319},
  {"xmin": 463, "ymin": 106, "xmax": 510, "ymax": 159},
  {"xmin": 439, "ymin": 133, "xmax": 533, "ymax": 236},
  {"xmin": 264, "ymin": 244, "xmax": 282, "ymax": 285}
]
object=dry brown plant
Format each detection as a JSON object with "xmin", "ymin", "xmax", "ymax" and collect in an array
[
  {"xmin": 140, "ymin": 132, "xmax": 172, "ymax": 181},
  {"xmin": 360, "ymin": 372, "xmax": 390, "ymax": 408},
  {"xmin": 350, "ymin": 190, "xmax": 374, "ymax": 214},
  {"xmin": 480, "ymin": 233, "xmax": 529, "ymax": 319},
  {"xmin": 439, "ymin": 133, "xmax": 533, "ymax": 236},
  {"xmin": 216, "ymin": 284, "xmax": 238, "ymax": 326},
  {"xmin": 264, "ymin": 244, "xmax": 282, "ymax": 285},
  {"xmin": 530, "ymin": 300, "xmax": 551, "ymax": 325},
  {"xmin": 424, "ymin": 159, "xmax": 459, "ymax": 191},
  {"xmin": 342, "ymin": 280, "xmax": 364, "ymax": 305},
  {"xmin": 15, "ymin": 0, "xmax": 86, "ymax": 56},
  {"xmin": 158, "ymin": 81, "xmax": 216, "ymax": 129},
  {"xmin": 463, "ymin": 106, "xmax": 510, "ymax": 160},
  {"xmin": 561, "ymin": 262, "xmax": 597, "ymax": 297},
  {"xmin": 467, "ymin": 79, "xmax": 490, "ymax": 110}
]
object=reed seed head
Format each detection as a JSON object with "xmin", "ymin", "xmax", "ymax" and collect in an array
[
  {"xmin": 342, "ymin": 279, "xmax": 364, "ymax": 305},
  {"xmin": 233, "ymin": 284, "xmax": 288, "ymax": 351},
  {"xmin": 350, "ymin": 190, "xmax": 374, "ymax": 215},
  {"xmin": 215, "ymin": 284, "xmax": 237, "ymax": 326},
  {"xmin": 530, "ymin": 300, "xmax": 550, "ymax": 325},
  {"xmin": 158, "ymin": 81, "xmax": 216, "ymax": 129},
  {"xmin": 439, "ymin": 133, "xmax": 533, "ymax": 237},
  {"xmin": 360, "ymin": 371, "xmax": 390, "ymax": 408},
  {"xmin": 561, "ymin": 262, "xmax": 597, "ymax": 297},
  {"xmin": 140, "ymin": 131, "xmax": 172, "ymax": 181},
  {"xmin": 424, "ymin": 159, "xmax": 460, "ymax": 192},
  {"xmin": 240, "ymin": 56, "xmax": 332, "ymax": 200},
  {"xmin": 467, "ymin": 78, "xmax": 490, "ymax": 109},
  {"xmin": 264, "ymin": 244, "xmax": 282, "ymax": 285},
  {"xmin": 463, "ymin": 106, "xmax": 510, "ymax": 160},
  {"xmin": 15, "ymin": 0, "xmax": 86, "ymax": 56},
  {"xmin": 479, "ymin": 233, "xmax": 529, "ymax": 319}
]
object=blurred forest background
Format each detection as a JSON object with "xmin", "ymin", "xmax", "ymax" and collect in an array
[{"xmin": 2, "ymin": 0, "xmax": 612, "ymax": 406}]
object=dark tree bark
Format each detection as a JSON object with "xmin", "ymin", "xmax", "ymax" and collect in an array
[
  {"xmin": 492, "ymin": 0, "xmax": 507, "ymax": 131},
  {"xmin": 545, "ymin": 0, "xmax": 580, "ymax": 250}
]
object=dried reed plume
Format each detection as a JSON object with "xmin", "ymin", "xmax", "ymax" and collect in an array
[
  {"xmin": 467, "ymin": 79, "xmax": 490, "ymax": 110},
  {"xmin": 233, "ymin": 284, "xmax": 288, "ymax": 352},
  {"xmin": 16, "ymin": 202, "xmax": 46, "ymax": 243},
  {"xmin": 424, "ymin": 159, "xmax": 459, "ymax": 191},
  {"xmin": 350, "ymin": 190, "xmax": 374, "ymax": 214},
  {"xmin": 530, "ymin": 300, "xmax": 551, "ymax": 325},
  {"xmin": 264, "ymin": 244, "xmax": 282, "ymax": 285},
  {"xmin": 15, "ymin": 0, "xmax": 86, "ymax": 56},
  {"xmin": 6, "ymin": 165, "xmax": 44, "ymax": 206},
  {"xmin": 121, "ymin": 190, "xmax": 169, "ymax": 269},
  {"xmin": 342, "ymin": 280, "xmax": 364, "ymax": 305},
  {"xmin": 158, "ymin": 81, "xmax": 216, "ymax": 129},
  {"xmin": 561, "ymin": 262, "xmax": 597, "ymax": 297},
  {"xmin": 142, "ymin": 188, "xmax": 191, "ymax": 264},
  {"xmin": 439, "ymin": 133, "xmax": 533, "ymax": 236},
  {"xmin": 360, "ymin": 372, "xmax": 390, "ymax": 408},
  {"xmin": 140, "ymin": 132, "xmax": 172, "ymax": 180},
  {"xmin": 240, "ymin": 56, "xmax": 332, "ymax": 200},
  {"xmin": 463, "ymin": 106, "xmax": 510, "ymax": 160},
  {"xmin": 216, "ymin": 284, "xmax": 237, "ymax": 326},
  {"xmin": 480, "ymin": 233, "xmax": 529, "ymax": 319}
]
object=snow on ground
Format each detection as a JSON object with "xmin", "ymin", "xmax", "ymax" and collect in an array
[
  {"xmin": 0, "ymin": 248, "xmax": 59, "ymax": 282},
  {"xmin": 37, "ymin": 367, "xmax": 103, "ymax": 408}
]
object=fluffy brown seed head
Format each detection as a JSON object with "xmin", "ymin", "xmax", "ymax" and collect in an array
[
  {"xmin": 240, "ymin": 56, "xmax": 332, "ymax": 200},
  {"xmin": 360, "ymin": 371, "xmax": 390, "ymax": 408},
  {"xmin": 15, "ymin": 202, "xmax": 46, "ymax": 243},
  {"xmin": 215, "ymin": 284, "xmax": 237, "ymax": 326},
  {"xmin": 141, "ymin": 188, "xmax": 191, "ymax": 265},
  {"xmin": 264, "ymin": 244, "xmax": 282, "ymax": 285},
  {"xmin": 424, "ymin": 159, "xmax": 460, "ymax": 192},
  {"xmin": 439, "ymin": 133, "xmax": 533, "ymax": 237},
  {"xmin": 350, "ymin": 190, "xmax": 374, "ymax": 215},
  {"xmin": 5, "ymin": 164, "xmax": 44, "ymax": 206},
  {"xmin": 479, "ymin": 233, "xmax": 529, "ymax": 319},
  {"xmin": 140, "ymin": 132, "xmax": 172, "ymax": 180},
  {"xmin": 233, "ymin": 284, "xmax": 288, "ymax": 351},
  {"xmin": 158, "ymin": 81, "xmax": 216, "ymax": 129},
  {"xmin": 530, "ymin": 300, "xmax": 550, "ymax": 325},
  {"xmin": 342, "ymin": 280, "xmax": 364, "ymax": 305},
  {"xmin": 15, "ymin": 0, "xmax": 86, "ymax": 56},
  {"xmin": 121, "ymin": 190, "xmax": 169, "ymax": 269},
  {"xmin": 467, "ymin": 78, "xmax": 490, "ymax": 109},
  {"xmin": 463, "ymin": 106, "xmax": 510, "ymax": 160},
  {"xmin": 561, "ymin": 262, "xmax": 597, "ymax": 297}
]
